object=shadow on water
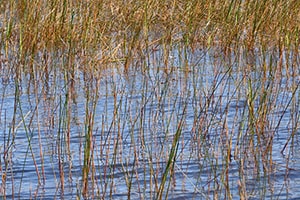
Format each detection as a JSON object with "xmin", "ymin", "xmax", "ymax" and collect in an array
[{"xmin": 0, "ymin": 47, "xmax": 300, "ymax": 199}]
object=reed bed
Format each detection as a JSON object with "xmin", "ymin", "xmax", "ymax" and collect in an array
[{"xmin": 0, "ymin": 0, "xmax": 300, "ymax": 199}]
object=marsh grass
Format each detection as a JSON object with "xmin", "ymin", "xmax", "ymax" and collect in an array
[{"xmin": 0, "ymin": 0, "xmax": 300, "ymax": 199}]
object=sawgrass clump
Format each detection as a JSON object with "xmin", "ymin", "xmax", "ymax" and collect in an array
[{"xmin": 0, "ymin": 0, "xmax": 299, "ymax": 199}]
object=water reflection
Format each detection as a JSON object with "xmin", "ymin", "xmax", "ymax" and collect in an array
[{"xmin": 0, "ymin": 49, "xmax": 299, "ymax": 199}]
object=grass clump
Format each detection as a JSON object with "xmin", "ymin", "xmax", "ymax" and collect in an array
[{"xmin": 0, "ymin": 0, "xmax": 299, "ymax": 199}]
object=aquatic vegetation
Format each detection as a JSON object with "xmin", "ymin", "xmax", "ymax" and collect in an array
[{"xmin": 0, "ymin": 0, "xmax": 299, "ymax": 199}]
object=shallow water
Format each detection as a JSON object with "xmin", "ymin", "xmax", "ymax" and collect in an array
[{"xmin": 1, "ymin": 49, "xmax": 300, "ymax": 199}]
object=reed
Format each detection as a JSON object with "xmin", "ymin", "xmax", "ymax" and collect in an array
[{"xmin": 0, "ymin": 0, "xmax": 299, "ymax": 199}]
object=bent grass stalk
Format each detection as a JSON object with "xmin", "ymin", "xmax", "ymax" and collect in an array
[
  {"xmin": 156, "ymin": 100, "xmax": 187, "ymax": 200},
  {"xmin": 16, "ymin": 86, "xmax": 41, "ymax": 196}
]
